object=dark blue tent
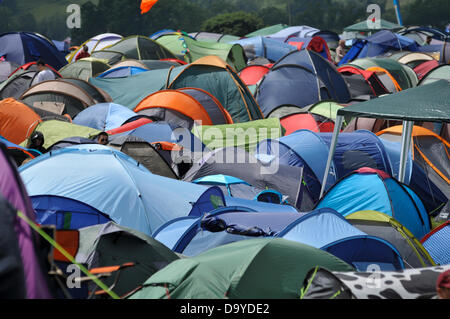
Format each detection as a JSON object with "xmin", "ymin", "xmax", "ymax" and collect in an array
[
  {"xmin": 31, "ymin": 195, "xmax": 111, "ymax": 230},
  {"xmin": 73, "ymin": 103, "xmax": 140, "ymax": 131},
  {"xmin": 97, "ymin": 66, "xmax": 148, "ymax": 79},
  {"xmin": 339, "ymin": 30, "xmax": 420, "ymax": 66},
  {"xmin": 154, "ymin": 207, "xmax": 404, "ymax": 271},
  {"xmin": 0, "ymin": 32, "xmax": 68, "ymax": 70},
  {"xmin": 255, "ymin": 50, "xmax": 351, "ymax": 116},
  {"xmin": 316, "ymin": 167, "xmax": 431, "ymax": 240}
]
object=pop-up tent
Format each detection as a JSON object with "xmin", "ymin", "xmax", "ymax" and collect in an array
[
  {"xmin": 128, "ymin": 238, "xmax": 354, "ymax": 299},
  {"xmin": 20, "ymin": 144, "xmax": 225, "ymax": 236},
  {"xmin": 0, "ymin": 32, "xmax": 68, "ymax": 70},
  {"xmin": 320, "ymin": 80, "xmax": 450, "ymax": 203},
  {"xmin": 66, "ymin": 33, "xmax": 123, "ymax": 63},
  {"xmin": 59, "ymin": 58, "xmax": 111, "ymax": 81}
]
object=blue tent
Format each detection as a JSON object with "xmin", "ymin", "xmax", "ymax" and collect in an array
[
  {"xmin": 256, "ymin": 130, "xmax": 337, "ymax": 202},
  {"xmin": 316, "ymin": 167, "xmax": 431, "ymax": 240},
  {"xmin": 421, "ymin": 221, "xmax": 449, "ymax": 265},
  {"xmin": 155, "ymin": 207, "xmax": 404, "ymax": 271},
  {"xmin": 0, "ymin": 32, "xmax": 68, "ymax": 70},
  {"xmin": 268, "ymin": 26, "xmax": 320, "ymax": 40},
  {"xmin": 231, "ymin": 36, "xmax": 296, "ymax": 63},
  {"xmin": 339, "ymin": 30, "xmax": 420, "ymax": 66},
  {"xmin": 255, "ymin": 50, "xmax": 351, "ymax": 116},
  {"xmin": 20, "ymin": 144, "xmax": 224, "ymax": 236},
  {"xmin": 193, "ymin": 174, "xmax": 252, "ymax": 196},
  {"xmin": 31, "ymin": 195, "xmax": 111, "ymax": 230},
  {"xmin": 73, "ymin": 103, "xmax": 140, "ymax": 132},
  {"xmin": 96, "ymin": 66, "xmax": 148, "ymax": 79}
]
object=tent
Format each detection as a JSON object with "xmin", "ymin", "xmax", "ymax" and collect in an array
[
  {"xmin": 376, "ymin": 125, "xmax": 450, "ymax": 200},
  {"xmin": 347, "ymin": 58, "xmax": 418, "ymax": 90},
  {"xmin": 31, "ymin": 195, "xmax": 111, "ymax": 230},
  {"xmin": 0, "ymin": 32, "xmax": 68, "ymax": 70},
  {"xmin": 231, "ymin": 36, "xmax": 296, "ymax": 63},
  {"xmin": 238, "ymin": 64, "xmax": 271, "ymax": 86},
  {"xmin": 338, "ymin": 65, "xmax": 390, "ymax": 98},
  {"xmin": 343, "ymin": 19, "xmax": 402, "ymax": 33},
  {"xmin": 73, "ymin": 103, "xmax": 140, "ymax": 132},
  {"xmin": 0, "ymin": 98, "xmax": 41, "ymax": 144},
  {"xmin": 193, "ymin": 174, "xmax": 256, "ymax": 197},
  {"xmin": 134, "ymin": 88, "xmax": 233, "ymax": 129},
  {"xmin": 388, "ymin": 51, "xmax": 435, "ymax": 68},
  {"xmin": 0, "ymin": 143, "xmax": 52, "ymax": 298},
  {"xmin": 128, "ymin": 238, "xmax": 354, "ymax": 299},
  {"xmin": 268, "ymin": 25, "xmax": 320, "ymax": 40},
  {"xmin": 413, "ymin": 59, "xmax": 439, "ymax": 80},
  {"xmin": 20, "ymin": 144, "xmax": 225, "ymax": 236},
  {"xmin": 300, "ymin": 264, "xmax": 450, "ymax": 299},
  {"xmin": 316, "ymin": 167, "xmax": 431, "ymax": 240},
  {"xmin": 346, "ymin": 210, "xmax": 435, "ymax": 268},
  {"xmin": 171, "ymin": 208, "xmax": 404, "ymax": 271},
  {"xmin": 191, "ymin": 118, "xmax": 282, "ymax": 152},
  {"xmin": 421, "ymin": 221, "xmax": 450, "ymax": 265},
  {"xmin": 90, "ymin": 56, "xmax": 263, "ymax": 123},
  {"xmin": 91, "ymin": 35, "xmax": 177, "ymax": 63},
  {"xmin": 320, "ymin": 80, "xmax": 450, "ymax": 204},
  {"xmin": 0, "ymin": 60, "xmax": 19, "ymax": 82},
  {"xmin": 75, "ymin": 222, "xmax": 180, "ymax": 297},
  {"xmin": 245, "ymin": 24, "xmax": 289, "ymax": 37},
  {"xmin": 418, "ymin": 64, "xmax": 450, "ymax": 86},
  {"xmin": 183, "ymin": 147, "xmax": 311, "ymax": 210},
  {"xmin": 108, "ymin": 135, "xmax": 178, "ymax": 179},
  {"xmin": 188, "ymin": 32, "xmax": 240, "ymax": 43},
  {"xmin": 96, "ymin": 66, "xmax": 147, "ymax": 79},
  {"xmin": 20, "ymin": 78, "xmax": 111, "ymax": 118},
  {"xmin": 59, "ymin": 58, "xmax": 111, "ymax": 81},
  {"xmin": 24, "ymin": 120, "xmax": 100, "ymax": 149},
  {"xmin": 155, "ymin": 33, "xmax": 247, "ymax": 72},
  {"xmin": 0, "ymin": 68, "xmax": 61, "ymax": 100},
  {"xmin": 268, "ymin": 101, "xmax": 348, "ymax": 134},
  {"xmin": 284, "ymin": 36, "xmax": 332, "ymax": 62},
  {"xmin": 338, "ymin": 30, "xmax": 419, "ymax": 65},
  {"xmin": 67, "ymin": 33, "xmax": 123, "ymax": 63},
  {"xmin": 0, "ymin": 136, "xmax": 41, "ymax": 166},
  {"xmin": 255, "ymin": 49, "xmax": 351, "ymax": 116}
]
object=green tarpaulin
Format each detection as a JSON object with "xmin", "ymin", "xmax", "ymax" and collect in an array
[
  {"xmin": 337, "ymin": 80, "xmax": 450, "ymax": 122},
  {"xmin": 192, "ymin": 118, "xmax": 282, "ymax": 152},
  {"xmin": 129, "ymin": 238, "xmax": 354, "ymax": 299}
]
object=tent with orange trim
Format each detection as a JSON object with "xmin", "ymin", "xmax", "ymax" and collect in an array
[
  {"xmin": 134, "ymin": 88, "xmax": 233, "ymax": 129},
  {"xmin": 377, "ymin": 125, "xmax": 450, "ymax": 200},
  {"xmin": 0, "ymin": 98, "xmax": 41, "ymax": 144}
]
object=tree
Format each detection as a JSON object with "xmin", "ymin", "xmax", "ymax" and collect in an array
[
  {"xmin": 257, "ymin": 6, "xmax": 288, "ymax": 26},
  {"xmin": 202, "ymin": 11, "xmax": 264, "ymax": 36}
]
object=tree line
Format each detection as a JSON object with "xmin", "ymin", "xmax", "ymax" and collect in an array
[{"xmin": 0, "ymin": 0, "xmax": 448, "ymax": 44}]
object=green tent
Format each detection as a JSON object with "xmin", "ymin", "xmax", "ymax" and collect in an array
[
  {"xmin": 128, "ymin": 238, "xmax": 354, "ymax": 299},
  {"xmin": 90, "ymin": 56, "xmax": 264, "ymax": 122},
  {"xmin": 246, "ymin": 24, "xmax": 289, "ymax": 37},
  {"xmin": 76, "ymin": 222, "xmax": 180, "ymax": 297},
  {"xmin": 59, "ymin": 58, "xmax": 111, "ymax": 81},
  {"xmin": 192, "ymin": 118, "xmax": 282, "ymax": 152},
  {"xmin": 418, "ymin": 65, "xmax": 450, "ymax": 86},
  {"xmin": 156, "ymin": 34, "xmax": 247, "ymax": 71},
  {"xmin": 347, "ymin": 58, "xmax": 418, "ymax": 90},
  {"xmin": 92, "ymin": 35, "xmax": 177, "ymax": 64},
  {"xmin": 344, "ymin": 19, "xmax": 402, "ymax": 33},
  {"xmin": 22, "ymin": 120, "xmax": 100, "ymax": 148}
]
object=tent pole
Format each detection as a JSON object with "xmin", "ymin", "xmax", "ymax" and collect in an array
[
  {"xmin": 398, "ymin": 120, "xmax": 413, "ymax": 183},
  {"xmin": 320, "ymin": 115, "xmax": 343, "ymax": 198}
]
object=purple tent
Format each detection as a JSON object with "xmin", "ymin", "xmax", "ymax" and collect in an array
[{"xmin": 0, "ymin": 143, "xmax": 51, "ymax": 298}]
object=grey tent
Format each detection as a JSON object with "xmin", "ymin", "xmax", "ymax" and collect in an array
[
  {"xmin": 75, "ymin": 222, "xmax": 180, "ymax": 298},
  {"xmin": 183, "ymin": 147, "xmax": 314, "ymax": 210}
]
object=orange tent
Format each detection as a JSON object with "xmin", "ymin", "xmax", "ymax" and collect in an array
[
  {"xmin": 377, "ymin": 125, "xmax": 450, "ymax": 185},
  {"xmin": 0, "ymin": 98, "xmax": 41, "ymax": 144},
  {"xmin": 366, "ymin": 66, "xmax": 402, "ymax": 92},
  {"xmin": 134, "ymin": 88, "xmax": 233, "ymax": 127}
]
